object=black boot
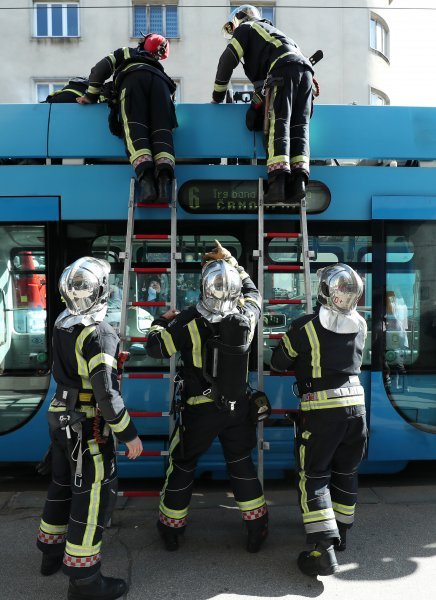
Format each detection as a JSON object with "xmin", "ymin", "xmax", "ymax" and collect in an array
[
  {"xmin": 67, "ymin": 572, "xmax": 127, "ymax": 600},
  {"xmin": 246, "ymin": 513, "xmax": 269, "ymax": 553},
  {"xmin": 265, "ymin": 172, "xmax": 287, "ymax": 206},
  {"xmin": 40, "ymin": 553, "xmax": 63, "ymax": 576},
  {"xmin": 297, "ymin": 539, "xmax": 339, "ymax": 576},
  {"xmin": 156, "ymin": 170, "xmax": 173, "ymax": 203},
  {"xmin": 157, "ymin": 520, "xmax": 181, "ymax": 552},
  {"xmin": 137, "ymin": 171, "xmax": 157, "ymax": 203},
  {"xmin": 335, "ymin": 523, "xmax": 347, "ymax": 552},
  {"xmin": 287, "ymin": 171, "xmax": 308, "ymax": 204}
]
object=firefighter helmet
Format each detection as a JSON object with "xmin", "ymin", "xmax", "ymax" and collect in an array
[
  {"xmin": 141, "ymin": 33, "xmax": 169, "ymax": 60},
  {"xmin": 59, "ymin": 257, "xmax": 111, "ymax": 316},
  {"xmin": 200, "ymin": 259, "xmax": 242, "ymax": 315},
  {"xmin": 223, "ymin": 4, "xmax": 261, "ymax": 38},
  {"xmin": 317, "ymin": 263, "xmax": 363, "ymax": 315}
]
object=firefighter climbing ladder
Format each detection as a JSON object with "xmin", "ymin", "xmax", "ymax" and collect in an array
[
  {"xmin": 255, "ymin": 179, "xmax": 313, "ymax": 486},
  {"xmin": 117, "ymin": 177, "xmax": 179, "ymax": 498}
]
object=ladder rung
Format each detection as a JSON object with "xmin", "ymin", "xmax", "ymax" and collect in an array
[
  {"xmin": 123, "ymin": 373, "xmax": 170, "ymax": 379},
  {"xmin": 263, "ymin": 370, "xmax": 295, "ymax": 376},
  {"xmin": 264, "ymin": 232, "xmax": 301, "ymax": 239},
  {"xmin": 118, "ymin": 491, "xmax": 160, "ymax": 497},
  {"xmin": 129, "ymin": 301, "xmax": 168, "ymax": 307},
  {"xmin": 266, "ymin": 333, "xmax": 284, "ymax": 339},
  {"xmin": 264, "ymin": 265, "xmax": 302, "ymax": 272},
  {"xmin": 116, "ymin": 450, "xmax": 169, "ymax": 457},
  {"xmin": 266, "ymin": 299, "xmax": 305, "ymax": 305},
  {"xmin": 122, "ymin": 336, "xmax": 148, "ymax": 342},
  {"xmin": 132, "ymin": 234, "xmax": 170, "ymax": 240},
  {"xmin": 131, "ymin": 267, "xmax": 171, "ymax": 273},
  {"xmin": 136, "ymin": 202, "xmax": 170, "ymax": 209},
  {"xmin": 129, "ymin": 411, "xmax": 170, "ymax": 417},
  {"xmin": 271, "ymin": 408, "xmax": 298, "ymax": 415}
]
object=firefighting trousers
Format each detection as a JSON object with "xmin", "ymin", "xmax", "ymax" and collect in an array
[
  {"xmin": 296, "ymin": 404, "xmax": 367, "ymax": 544},
  {"xmin": 37, "ymin": 424, "xmax": 117, "ymax": 580},
  {"xmin": 267, "ymin": 63, "xmax": 313, "ymax": 176},
  {"xmin": 159, "ymin": 399, "xmax": 267, "ymax": 531},
  {"xmin": 118, "ymin": 69, "xmax": 176, "ymax": 179}
]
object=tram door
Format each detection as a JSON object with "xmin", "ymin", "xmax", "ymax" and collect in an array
[{"xmin": 0, "ymin": 197, "xmax": 58, "ymax": 458}]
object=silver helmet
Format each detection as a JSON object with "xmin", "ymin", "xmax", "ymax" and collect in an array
[
  {"xmin": 200, "ymin": 259, "xmax": 242, "ymax": 315},
  {"xmin": 317, "ymin": 263, "xmax": 363, "ymax": 315},
  {"xmin": 59, "ymin": 257, "xmax": 111, "ymax": 316},
  {"xmin": 223, "ymin": 4, "xmax": 261, "ymax": 37}
]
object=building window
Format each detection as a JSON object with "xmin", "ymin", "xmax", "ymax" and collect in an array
[
  {"xmin": 370, "ymin": 88, "xmax": 390, "ymax": 106},
  {"xmin": 35, "ymin": 81, "xmax": 66, "ymax": 103},
  {"xmin": 231, "ymin": 81, "xmax": 254, "ymax": 104},
  {"xmin": 133, "ymin": 4, "xmax": 179, "ymax": 38},
  {"xmin": 34, "ymin": 3, "xmax": 80, "ymax": 37},
  {"xmin": 370, "ymin": 13, "xmax": 389, "ymax": 59}
]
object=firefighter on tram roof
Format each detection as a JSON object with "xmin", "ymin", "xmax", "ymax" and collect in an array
[
  {"xmin": 37, "ymin": 257, "xmax": 142, "ymax": 600},
  {"xmin": 271, "ymin": 263, "xmax": 368, "ymax": 576},
  {"xmin": 146, "ymin": 240, "xmax": 270, "ymax": 553},
  {"xmin": 77, "ymin": 33, "xmax": 178, "ymax": 205},
  {"xmin": 212, "ymin": 4, "xmax": 315, "ymax": 207}
]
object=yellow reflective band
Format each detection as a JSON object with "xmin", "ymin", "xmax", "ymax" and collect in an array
[
  {"xmin": 66, "ymin": 541, "xmax": 102, "ymax": 557},
  {"xmin": 83, "ymin": 440, "xmax": 104, "ymax": 548},
  {"xmin": 88, "ymin": 352, "xmax": 117, "ymax": 372},
  {"xmin": 159, "ymin": 501, "xmax": 189, "ymax": 520},
  {"xmin": 252, "ymin": 22, "xmax": 282, "ymax": 48},
  {"xmin": 160, "ymin": 428, "xmax": 180, "ymax": 504},
  {"xmin": 267, "ymin": 86, "xmax": 277, "ymax": 165},
  {"xmin": 230, "ymin": 37, "xmax": 244, "ymax": 59},
  {"xmin": 87, "ymin": 85, "xmax": 101, "ymax": 95},
  {"xmin": 61, "ymin": 88, "xmax": 83, "ymax": 96},
  {"xmin": 304, "ymin": 321, "xmax": 321, "ymax": 378},
  {"xmin": 149, "ymin": 324, "xmax": 165, "ymax": 334},
  {"xmin": 188, "ymin": 320, "xmax": 202, "ymax": 368},
  {"xmin": 299, "ymin": 443, "xmax": 308, "ymax": 513},
  {"xmin": 214, "ymin": 82, "xmax": 228, "ymax": 92},
  {"xmin": 40, "ymin": 520, "xmax": 68, "ymax": 535},
  {"xmin": 267, "ymin": 154, "xmax": 289, "ymax": 166},
  {"xmin": 303, "ymin": 508, "xmax": 335, "ymax": 523},
  {"xmin": 108, "ymin": 53, "xmax": 116, "ymax": 67},
  {"xmin": 302, "ymin": 430, "xmax": 311, "ymax": 440},
  {"xmin": 245, "ymin": 295, "xmax": 262, "ymax": 310},
  {"xmin": 282, "ymin": 333, "xmax": 298, "ymax": 358},
  {"xmin": 154, "ymin": 151, "xmax": 175, "ymax": 163},
  {"xmin": 301, "ymin": 396, "xmax": 365, "ymax": 411},
  {"xmin": 290, "ymin": 155, "xmax": 310, "ymax": 165},
  {"xmin": 109, "ymin": 410, "xmax": 131, "ymax": 433},
  {"xmin": 123, "ymin": 47, "xmax": 130, "ymax": 59},
  {"xmin": 186, "ymin": 395, "xmax": 214, "ymax": 406},
  {"xmin": 75, "ymin": 326, "xmax": 96, "ymax": 390},
  {"xmin": 130, "ymin": 149, "xmax": 153, "ymax": 163},
  {"xmin": 161, "ymin": 330, "xmax": 177, "ymax": 357},
  {"xmin": 269, "ymin": 50, "xmax": 294, "ymax": 72},
  {"xmin": 237, "ymin": 495, "xmax": 266, "ymax": 511},
  {"xmin": 79, "ymin": 406, "xmax": 98, "ymax": 418},
  {"xmin": 332, "ymin": 502, "xmax": 356, "ymax": 516},
  {"xmin": 79, "ymin": 393, "xmax": 93, "ymax": 403},
  {"xmin": 120, "ymin": 88, "xmax": 136, "ymax": 162}
]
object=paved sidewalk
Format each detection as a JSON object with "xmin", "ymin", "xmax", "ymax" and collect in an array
[{"xmin": 1, "ymin": 483, "xmax": 436, "ymax": 600}]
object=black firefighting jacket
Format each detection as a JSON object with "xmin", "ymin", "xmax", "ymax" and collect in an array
[
  {"xmin": 270, "ymin": 307, "xmax": 367, "ymax": 394},
  {"xmin": 213, "ymin": 19, "xmax": 313, "ymax": 103},
  {"xmin": 52, "ymin": 319, "xmax": 137, "ymax": 443},
  {"xmin": 146, "ymin": 268, "xmax": 262, "ymax": 400},
  {"xmin": 83, "ymin": 47, "xmax": 177, "ymax": 103}
]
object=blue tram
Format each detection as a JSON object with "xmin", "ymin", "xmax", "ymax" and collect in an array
[{"xmin": 1, "ymin": 102, "xmax": 436, "ymax": 477}]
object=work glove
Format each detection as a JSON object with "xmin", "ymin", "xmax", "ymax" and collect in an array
[{"xmin": 202, "ymin": 240, "xmax": 238, "ymax": 267}]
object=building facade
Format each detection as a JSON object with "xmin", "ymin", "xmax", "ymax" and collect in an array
[{"xmin": 1, "ymin": 0, "xmax": 392, "ymax": 105}]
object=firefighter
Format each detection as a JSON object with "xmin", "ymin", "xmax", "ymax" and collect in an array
[
  {"xmin": 45, "ymin": 78, "xmax": 113, "ymax": 104},
  {"xmin": 270, "ymin": 264, "xmax": 368, "ymax": 576},
  {"xmin": 146, "ymin": 241, "xmax": 269, "ymax": 553},
  {"xmin": 77, "ymin": 34, "xmax": 178, "ymax": 204},
  {"xmin": 37, "ymin": 257, "xmax": 143, "ymax": 600},
  {"xmin": 212, "ymin": 5, "xmax": 314, "ymax": 206}
]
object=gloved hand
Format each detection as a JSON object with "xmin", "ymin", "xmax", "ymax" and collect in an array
[
  {"xmin": 202, "ymin": 240, "xmax": 238, "ymax": 267},
  {"xmin": 246, "ymin": 103, "xmax": 264, "ymax": 132}
]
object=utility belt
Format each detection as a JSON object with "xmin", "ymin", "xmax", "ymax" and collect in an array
[{"xmin": 298, "ymin": 376, "xmax": 365, "ymax": 412}]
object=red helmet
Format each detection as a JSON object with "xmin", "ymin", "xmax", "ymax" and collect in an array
[{"xmin": 142, "ymin": 33, "xmax": 169, "ymax": 60}]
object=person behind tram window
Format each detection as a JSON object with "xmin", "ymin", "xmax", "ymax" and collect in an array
[
  {"xmin": 385, "ymin": 290, "xmax": 409, "ymax": 391},
  {"xmin": 212, "ymin": 5, "xmax": 314, "ymax": 206},
  {"xmin": 37, "ymin": 257, "xmax": 143, "ymax": 600},
  {"xmin": 146, "ymin": 240, "xmax": 269, "ymax": 553},
  {"xmin": 76, "ymin": 34, "xmax": 178, "ymax": 204},
  {"xmin": 142, "ymin": 276, "xmax": 162, "ymax": 316},
  {"xmin": 271, "ymin": 263, "xmax": 367, "ymax": 577}
]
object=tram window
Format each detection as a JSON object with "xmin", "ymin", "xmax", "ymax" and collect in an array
[
  {"xmin": 383, "ymin": 224, "xmax": 436, "ymax": 432},
  {"xmin": 0, "ymin": 225, "xmax": 50, "ymax": 435}
]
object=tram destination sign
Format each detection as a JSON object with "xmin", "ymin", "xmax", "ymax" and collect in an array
[{"xmin": 178, "ymin": 180, "xmax": 330, "ymax": 214}]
